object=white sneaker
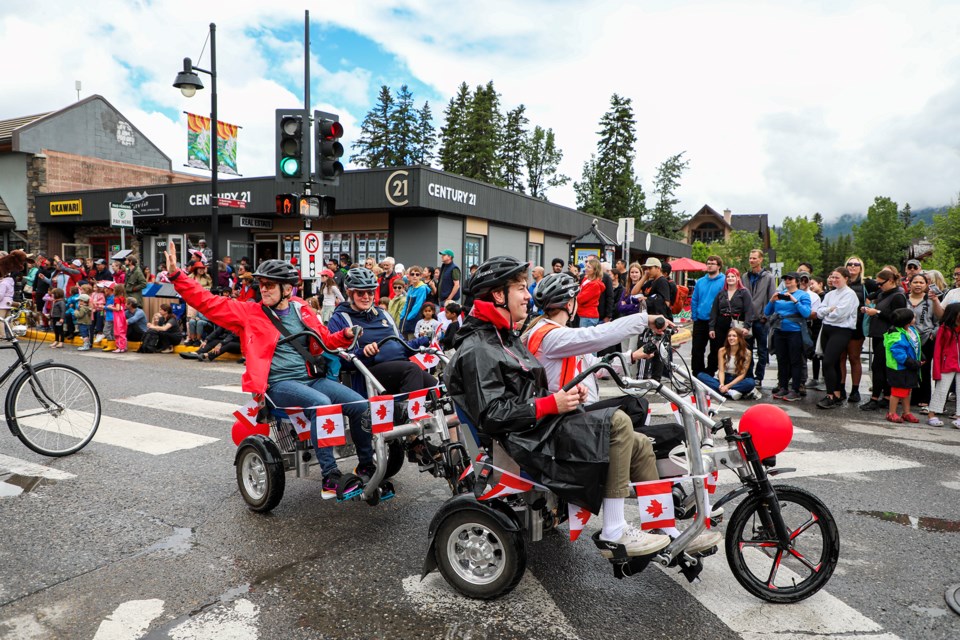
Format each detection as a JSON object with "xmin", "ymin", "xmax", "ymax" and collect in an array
[
  {"xmin": 747, "ymin": 389, "xmax": 763, "ymax": 400},
  {"xmin": 599, "ymin": 524, "xmax": 670, "ymax": 558},
  {"xmin": 683, "ymin": 530, "xmax": 723, "ymax": 554},
  {"xmin": 94, "ymin": 334, "xmax": 104, "ymax": 344},
  {"xmin": 727, "ymin": 390, "xmax": 742, "ymax": 400}
]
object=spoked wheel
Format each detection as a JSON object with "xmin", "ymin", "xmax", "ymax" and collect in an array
[
  {"xmin": 236, "ymin": 443, "xmax": 285, "ymax": 512},
  {"xmin": 7, "ymin": 363, "xmax": 101, "ymax": 457},
  {"xmin": 435, "ymin": 509, "xmax": 525, "ymax": 600},
  {"xmin": 725, "ymin": 485, "xmax": 839, "ymax": 603}
]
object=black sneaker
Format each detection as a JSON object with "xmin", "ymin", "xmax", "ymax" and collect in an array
[
  {"xmin": 322, "ymin": 471, "xmax": 343, "ymax": 499},
  {"xmin": 847, "ymin": 389, "xmax": 860, "ymax": 403},
  {"xmin": 771, "ymin": 387, "xmax": 788, "ymax": 399},
  {"xmin": 354, "ymin": 462, "xmax": 377, "ymax": 479},
  {"xmin": 860, "ymin": 399, "xmax": 881, "ymax": 411},
  {"xmin": 817, "ymin": 396, "xmax": 839, "ymax": 410},
  {"xmin": 783, "ymin": 390, "xmax": 801, "ymax": 402}
]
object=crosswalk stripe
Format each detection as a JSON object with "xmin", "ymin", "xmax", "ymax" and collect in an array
[
  {"xmin": 19, "ymin": 412, "xmax": 219, "ymax": 455},
  {"xmin": 75, "ymin": 351, "xmax": 145, "ymax": 361},
  {"xmin": 92, "ymin": 599, "xmax": 164, "ymax": 640},
  {"xmin": 843, "ymin": 420, "xmax": 960, "ymax": 444},
  {"xmin": 717, "ymin": 448, "xmax": 922, "ymax": 485},
  {"xmin": 202, "ymin": 384, "xmax": 245, "ymax": 395},
  {"xmin": 0, "ymin": 453, "xmax": 76, "ymax": 480},
  {"xmin": 113, "ymin": 392, "xmax": 239, "ymax": 423},
  {"xmin": 888, "ymin": 438, "xmax": 960, "ymax": 458}
]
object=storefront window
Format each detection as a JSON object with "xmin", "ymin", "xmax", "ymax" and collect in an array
[
  {"xmin": 465, "ymin": 235, "xmax": 484, "ymax": 268},
  {"xmin": 527, "ymin": 243, "xmax": 542, "ymax": 268},
  {"xmin": 227, "ymin": 241, "xmax": 254, "ymax": 263},
  {"xmin": 321, "ymin": 232, "xmax": 389, "ymax": 267}
]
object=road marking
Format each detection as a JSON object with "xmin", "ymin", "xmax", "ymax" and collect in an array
[
  {"xmin": 645, "ymin": 401, "xmax": 812, "ymax": 419},
  {"xmin": 76, "ymin": 351, "xmax": 145, "ymax": 361},
  {"xmin": 168, "ymin": 598, "xmax": 258, "ymax": 640},
  {"xmin": 402, "ymin": 572, "xmax": 579, "ymax": 639},
  {"xmin": 843, "ymin": 421, "xmax": 960, "ymax": 444},
  {"xmin": 199, "ymin": 365, "xmax": 245, "ymax": 375},
  {"xmin": 0, "ymin": 453, "xmax": 76, "ymax": 480},
  {"xmin": 887, "ymin": 438, "xmax": 960, "ymax": 458},
  {"xmin": 666, "ymin": 548, "xmax": 900, "ymax": 639},
  {"xmin": 93, "ymin": 599, "xmax": 164, "ymax": 640},
  {"xmin": 202, "ymin": 384, "xmax": 245, "ymax": 395},
  {"xmin": 114, "ymin": 392, "xmax": 238, "ymax": 423},
  {"xmin": 20, "ymin": 412, "xmax": 219, "ymax": 455},
  {"xmin": 716, "ymin": 448, "xmax": 922, "ymax": 485}
]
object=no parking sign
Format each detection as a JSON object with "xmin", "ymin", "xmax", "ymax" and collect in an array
[{"xmin": 299, "ymin": 230, "xmax": 323, "ymax": 279}]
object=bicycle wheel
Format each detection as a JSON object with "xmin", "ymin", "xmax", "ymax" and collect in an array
[
  {"xmin": 7, "ymin": 363, "xmax": 101, "ymax": 456},
  {"xmin": 725, "ymin": 485, "xmax": 839, "ymax": 603}
]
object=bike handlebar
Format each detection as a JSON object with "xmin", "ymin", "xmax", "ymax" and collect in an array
[
  {"xmin": 376, "ymin": 334, "xmax": 444, "ymax": 356},
  {"xmin": 277, "ymin": 325, "xmax": 362, "ymax": 354}
]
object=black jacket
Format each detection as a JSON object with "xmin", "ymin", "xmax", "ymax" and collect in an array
[
  {"xmin": 446, "ymin": 301, "xmax": 615, "ymax": 513},
  {"xmin": 598, "ymin": 273, "xmax": 615, "ymax": 320},
  {"xmin": 868, "ymin": 288, "xmax": 907, "ymax": 338},
  {"xmin": 709, "ymin": 288, "xmax": 756, "ymax": 331}
]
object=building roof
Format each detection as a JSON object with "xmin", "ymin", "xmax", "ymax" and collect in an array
[
  {"xmin": 683, "ymin": 204, "xmax": 731, "ymax": 230},
  {"xmin": 0, "ymin": 193, "xmax": 17, "ymax": 229},
  {"xmin": 731, "ymin": 214, "xmax": 768, "ymax": 233},
  {"xmin": 571, "ymin": 218, "xmax": 618, "ymax": 246},
  {"xmin": 0, "ymin": 112, "xmax": 52, "ymax": 145}
]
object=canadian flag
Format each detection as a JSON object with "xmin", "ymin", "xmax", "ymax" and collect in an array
[
  {"xmin": 706, "ymin": 469, "xmax": 718, "ymax": 495},
  {"xmin": 314, "ymin": 405, "xmax": 346, "ymax": 447},
  {"xmin": 286, "ymin": 407, "xmax": 311, "ymax": 441},
  {"xmin": 410, "ymin": 352, "xmax": 439, "ymax": 370},
  {"xmin": 633, "ymin": 479, "xmax": 676, "ymax": 530},
  {"xmin": 369, "ymin": 395, "xmax": 394, "ymax": 434},
  {"xmin": 669, "ymin": 402, "xmax": 683, "ymax": 425},
  {"xmin": 232, "ymin": 398, "xmax": 261, "ymax": 430},
  {"xmin": 568, "ymin": 503, "xmax": 592, "ymax": 541},
  {"xmin": 406, "ymin": 389, "xmax": 431, "ymax": 421},
  {"xmin": 478, "ymin": 469, "xmax": 542, "ymax": 500},
  {"xmin": 458, "ymin": 453, "xmax": 488, "ymax": 483},
  {"xmin": 645, "ymin": 406, "xmax": 652, "ymax": 427}
]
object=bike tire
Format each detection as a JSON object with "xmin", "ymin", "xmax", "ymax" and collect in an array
[
  {"xmin": 725, "ymin": 485, "xmax": 839, "ymax": 603},
  {"xmin": 7, "ymin": 363, "xmax": 101, "ymax": 457}
]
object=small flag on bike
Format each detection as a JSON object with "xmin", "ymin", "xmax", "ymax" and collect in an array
[
  {"xmin": 406, "ymin": 389, "xmax": 431, "ymax": 421},
  {"xmin": 669, "ymin": 402, "xmax": 682, "ymax": 425},
  {"xmin": 478, "ymin": 468, "xmax": 544, "ymax": 500},
  {"xmin": 232, "ymin": 398, "xmax": 261, "ymax": 430},
  {"xmin": 568, "ymin": 503, "xmax": 592, "ymax": 541},
  {"xmin": 369, "ymin": 395, "xmax": 394, "ymax": 434},
  {"xmin": 706, "ymin": 469, "xmax": 718, "ymax": 495},
  {"xmin": 286, "ymin": 407, "xmax": 311, "ymax": 441},
  {"xmin": 410, "ymin": 351, "xmax": 439, "ymax": 370},
  {"xmin": 633, "ymin": 479, "xmax": 676, "ymax": 530},
  {"xmin": 314, "ymin": 405, "xmax": 346, "ymax": 447}
]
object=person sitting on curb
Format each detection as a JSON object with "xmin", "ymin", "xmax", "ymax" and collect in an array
[
  {"xmin": 180, "ymin": 323, "xmax": 241, "ymax": 362},
  {"xmin": 125, "ymin": 299, "xmax": 148, "ymax": 343},
  {"xmin": 144, "ymin": 303, "xmax": 184, "ymax": 353}
]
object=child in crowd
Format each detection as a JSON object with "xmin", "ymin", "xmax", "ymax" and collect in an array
[
  {"xmin": 91, "ymin": 283, "xmax": 106, "ymax": 344},
  {"xmin": 696, "ymin": 327, "xmax": 760, "ymax": 400},
  {"xmin": 401, "ymin": 265, "xmax": 428, "ymax": 338},
  {"xmin": 415, "ymin": 302, "xmax": 440, "ymax": 339},
  {"xmin": 49, "ymin": 288, "xmax": 66, "ymax": 348},
  {"xmin": 63, "ymin": 286, "xmax": 80, "ymax": 341},
  {"xmin": 884, "ymin": 307, "xmax": 923, "ymax": 424},
  {"xmin": 111, "ymin": 284, "xmax": 128, "ymax": 353},
  {"xmin": 388, "ymin": 281, "xmax": 407, "ymax": 326},
  {"xmin": 42, "ymin": 290, "xmax": 54, "ymax": 328},
  {"xmin": 320, "ymin": 269, "xmax": 344, "ymax": 323},
  {"xmin": 101, "ymin": 282, "xmax": 116, "ymax": 350},
  {"xmin": 927, "ymin": 303, "xmax": 960, "ymax": 428},
  {"xmin": 440, "ymin": 302, "xmax": 462, "ymax": 353},
  {"xmin": 74, "ymin": 294, "xmax": 92, "ymax": 351}
]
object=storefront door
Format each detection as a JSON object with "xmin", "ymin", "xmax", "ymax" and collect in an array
[
  {"xmin": 147, "ymin": 234, "xmax": 185, "ymax": 274},
  {"xmin": 255, "ymin": 237, "xmax": 280, "ymax": 265},
  {"xmin": 90, "ymin": 236, "xmax": 121, "ymax": 263}
]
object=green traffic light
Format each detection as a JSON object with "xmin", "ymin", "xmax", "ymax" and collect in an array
[{"xmin": 280, "ymin": 156, "xmax": 300, "ymax": 177}]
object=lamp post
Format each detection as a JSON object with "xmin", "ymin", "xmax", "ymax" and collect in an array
[{"xmin": 173, "ymin": 22, "xmax": 219, "ymax": 285}]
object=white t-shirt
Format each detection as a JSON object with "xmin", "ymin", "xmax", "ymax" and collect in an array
[
  {"xmin": 942, "ymin": 288, "xmax": 960, "ymax": 307},
  {"xmin": 321, "ymin": 286, "xmax": 344, "ymax": 308}
]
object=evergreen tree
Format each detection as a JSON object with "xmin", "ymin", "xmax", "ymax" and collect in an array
[
  {"xmin": 574, "ymin": 154, "xmax": 605, "ymax": 217},
  {"xmin": 500, "ymin": 105, "xmax": 529, "ymax": 192},
  {"xmin": 899, "ymin": 202, "xmax": 913, "ymax": 228},
  {"xmin": 524, "ymin": 126, "xmax": 569, "ymax": 200},
  {"xmin": 389, "ymin": 84, "xmax": 418, "ymax": 165},
  {"xmin": 412, "ymin": 101, "xmax": 436, "ymax": 166},
  {"xmin": 439, "ymin": 82, "xmax": 471, "ymax": 175},
  {"xmin": 461, "ymin": 81, "xmax": 504, "ymax": 185},
  {"xmin": 931, "ymin": 197, "xmax": 960, "ymax": 274},
  {"xmin": 648, "ymin": 151, "xmax": 690, "ymax": 239},
  {"xmin": 854, "ymin": 196, "xmax": 907, "ymax": 273},
  {"xmin": 589, "ymin": 94, "xmax": 644, "ymax": 220},
  {"xmin": 350, "ymin": 85, "xmax": 394, "ymax": 168}
]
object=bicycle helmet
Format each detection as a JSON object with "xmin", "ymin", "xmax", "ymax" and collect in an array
[
  {"xmin": 468, "ymin": 256, "xmax": 529, "ymax": 301},
  {"xmin": 534, "ymin": 273, "xmax": 580, "ymax": 310},
  {"xmin": 343, "ymin": 267, "xmax": 378, "ymax": 290},
  {"xmin": 252, "ymin": 259, "xmax": 299, "ymax": 284}
]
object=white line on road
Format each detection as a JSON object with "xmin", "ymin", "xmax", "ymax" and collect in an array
[
  {"xmin": 0, "ymin": 453, "xmax": 76, "ymax": 480},
  {"xmin": 843, "ymin": 420, "xmax": 960, "ymax": 444},
  {"xmin": 716, "ymin": 448, "xmax": 922, "ymax": 485},
  {"xmin": 887, "ymin": 438, "xmax": 960, "ymax": 458},
  {"xmin": 75, "ymin": 351, "xmax": 145, "ymax": 361},
  {"xmin": 168, "ymin": 598, "xmax": 259, "ymax": 640},
  {"xmin": 113, "ymin": 392, "xmax": 239, "ymax": 423},
  {"xmin": 202, "ymin": 384, "xmax": 245, "ymax": 395},
  {"xmin": 93, "ymin": 599, "xmax": 164, "ymax": 640}
]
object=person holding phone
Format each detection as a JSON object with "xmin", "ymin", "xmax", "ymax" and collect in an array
[{"xmin": 764, "ymin": 272, "xmax": 812, "ymax": 402}]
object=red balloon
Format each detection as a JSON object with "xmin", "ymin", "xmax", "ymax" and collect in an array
[
  {"xmin": 737, "ymin": 404, "xmax": 793, "ymax": 460},
  {"xmin": 231, "ymin": 420, "xmax": 270, "ymax": 446}
]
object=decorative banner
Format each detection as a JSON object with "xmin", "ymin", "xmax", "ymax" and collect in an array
[
  {"xmin": 315, "ymin": 405, "xmax": 346, "ymax": 447},
  {"xmin": 369, "ymin": 395, "xmax": 394, "ymax": 434},
  {"xmin": 286, "ymin": 407, "xmax": 311, "ymax": 442},
  {"xmin": 406, "ymin": 389, "xmax": 431, "ymax": 421},
  {"xmin": 633, "ymin": 479, "xmax": 676, "ymax": 530},
  {"xmin": 410, "ymin": 352, "xmax": 439, "ymax": 370},
  {"xmin": 568, "ymin": 503, "xmax": 592, "ymax": 541},
  {"xmin": 186, "ymin": 113, "xmax": 239, "ymax": 175},
  {"xmin": 479, "ymin": 469, "xmax": 541, "ymax": 500}
]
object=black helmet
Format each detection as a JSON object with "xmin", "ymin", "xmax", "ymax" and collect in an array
[
  {"xmin": 252, "ymin": 259, "xmax": 299, "ymax": 284},
  {"xmin": 344, "ymin": 267, "xmax": 378, "ymax": 290},
  {"xmin": 468, "ymin": 256, "xmax": 529, "ymax": 299},
  {"xmin": 534, "ymin": 273, "xmax": 580, "ymax": 310}
]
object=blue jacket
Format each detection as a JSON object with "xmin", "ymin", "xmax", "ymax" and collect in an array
[
  {"xmin": 764, "ymin": 290, "xmax": 812, "ymax": 332},
  {"xmin": 401, "ymin": 282, "xmax": 428, "ymax": 333},
  {"xmin": 691, "ymin": 273, "xmax": 725, "ymax": 321}
]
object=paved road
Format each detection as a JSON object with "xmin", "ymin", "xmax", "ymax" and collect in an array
[{"xmin": 1, "ymin": 343, "xmax": 959, "ymax": 639}]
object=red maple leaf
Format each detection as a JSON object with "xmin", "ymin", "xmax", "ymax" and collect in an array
[
  {"xmin": 574, "ymin": 508, "xmax": 591, "ymax": 526},
  {"xmin": 422, "ymin": 354, "xmax": 435, "ymax": 363},
  {"xmin": 376, "ymin": 404, "xmax": 388, "ymax": 420},
  {"xmin": 410, "ymin": 401, "xmax": 421, "ymax": 415},
  {"xmin": 296, "ymin": 416, "xmax": 308, "ymax": 428},
  {"xmin": 321, "ymin": 418, "xmax": 336, "ymax": 434},
  {"xmin": 645, "ymin": 499, "xmax": 664, "ymax": 519},
  {"xmin": 246, "ymin": 406, "xmax": 258, "ymax": 417}
]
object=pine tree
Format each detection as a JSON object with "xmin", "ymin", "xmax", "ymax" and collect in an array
[
  {"xmin": 854, "ymin": 196, "xmax": 907, "ymax": 273},
  {"xmin": 500, "ymin": 105, "xmax": 528, "ymax": 192},
  {"xmin": 439, "ymin": 82, "xmax": 471, "ymax": 175},
  {"xmin": 581, "ymin": 94, "xmax": 645, "ymax": 220},
  {"xmin": 574, "ymin": 155, "xmax": 605, "ymax": 217},
  {"xmin": 899, "ymin": 202, "xmax": 913, "ymax": 228},
  {"xmin": 524, "ymin": 126, "xmax": 569, "ymax": 200},
  {"xmin": 412, "ymin": 101, "xmax": 436, "ymax": 166},
  {"xmin": 648, "ymin": 152, "xmax": 690, "ymax": 239},
  {"xmin": 461, "ymin": 81, "xmax": 504, "ymax": 185},
  {"xmin": 350, "ymin": 85, "xmax": 394, "ymax": 168},
  {"xmin": 389, "ymin": 84, "xmax": 418, "ymax": 165}
]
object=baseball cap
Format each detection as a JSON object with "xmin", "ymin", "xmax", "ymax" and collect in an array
[
  {"xmin": 77, "ymin": 294, "xmax": 90, "ymax": 302},
  {"xmin": 906, "ymin": 259, "xmax": 921, "ymax": 268},
  {"xmin": 72, "ymin": 259, "xmax": 83, "ymax": 267},
  {"xmin": 782, "ymin": 272, "xmax": 800, "ymax": 280},
  {"xmin": 641, "ymin": 257, "xmax": 662, "ymax": 268},
  {"xmin": 439, "ymin": 250, "xmax": 455, "ymax": 258},
  {"xmin": 95, "ymin": 259, "xmax": 105, "ymax": 265},
  {"xmin": 320, "ymin": 268, "xmax": 334, "ymax": 278}
]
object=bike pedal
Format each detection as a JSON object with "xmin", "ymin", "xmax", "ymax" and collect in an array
[{"xmin": 337, "ymin": 487, "xmax": 364, "ymax": 502}]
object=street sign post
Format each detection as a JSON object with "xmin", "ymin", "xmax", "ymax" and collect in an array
[
  {"xmin": 299, "ymin": 230, "xmax": 322, "ymax": 280},
  {"xmin": 770, "ymin": 261, "xmax": 784, "ymax": 283},
  {"xmin": 109, "ymin": 203, "xmax": 133, "ymax": 251}
]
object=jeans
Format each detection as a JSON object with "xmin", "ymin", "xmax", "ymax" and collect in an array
[
  {"xmin": 748, "ymin": 320, "xmax": 770, "ymax": 382},
  {"xmin": 579, "ymin": 317, "xmax": 600, "ymax": 328},
  {"xmin": 696, "ymin": 372, "xmax": 756, "ymax": 396},
  {"xmin": 269, "ymin": 378, "xmax": 371, "ymax": 477}
]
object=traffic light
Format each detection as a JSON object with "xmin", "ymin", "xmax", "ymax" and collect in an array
[
  {"xmin": 275, "ymin": 109, "xmax": 307, "ymax": 182},
  {"xmin": 314, "ymin": 110, "xmax": 344, "ymax": 185},
  {"xmin": 276, "ymin": 194, "xmax": 298, "ymax": 217},
  {"xmin": 297, "ymin": 195, "xmax": 335, "ymax": 219}
]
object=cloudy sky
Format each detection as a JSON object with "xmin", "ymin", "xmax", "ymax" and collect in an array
[{"xmin": 3, "ymin": 0, "xmax": 959, "ymax": 223}]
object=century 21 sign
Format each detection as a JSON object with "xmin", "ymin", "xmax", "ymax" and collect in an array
[{"xmin": 50, "ymin": 200, "xmax": 82, "ymax": 216}]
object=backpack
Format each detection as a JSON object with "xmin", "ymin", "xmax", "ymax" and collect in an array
[
  {"xmin": 671, "ymin": 282, "xmax": 689, "ymax": 315},
  {"xmin": 138, "ymin": 331, "xmax": 160, "ymax": 353}
]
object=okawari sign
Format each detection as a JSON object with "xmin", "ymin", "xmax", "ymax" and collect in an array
[
  {"xmin": 50, "ymin": 200, "xmax": 82, "ymax": 216},
  {"xmin": 186, "ymin": 113, "xmax": 240, "ymax": 176}
]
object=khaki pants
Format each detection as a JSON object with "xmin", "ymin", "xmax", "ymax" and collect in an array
[{"xmin": 606, "ymin": 410, "xmax": 659, "ymax": 498}]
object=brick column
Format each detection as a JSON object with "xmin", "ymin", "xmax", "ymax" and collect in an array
[{"xmin": 25, "ymin": 153, "xmax": 47, "ymax": 254}]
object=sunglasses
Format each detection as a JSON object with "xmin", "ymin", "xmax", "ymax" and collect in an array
[
  {"xmin": 354, "ymin": 290, "xmax": 375, "ymax": 298},
  {"xmin": 409, "ymin": 272, "xmax": 422, "ymax": 276},
  {"xmin": 954, "ymin": 272, "xmax": 960, "ymax": 277},
  {"xmin": 258, "ymin": 280, "xmax": 279, "ymax": 291},
  {"xmin": 846, "ymin": 262, "xmax": 861, "ymax": 267},
  {"xmin": 393, "ymin": 286, "xmax": 404, "ymax": 290}
]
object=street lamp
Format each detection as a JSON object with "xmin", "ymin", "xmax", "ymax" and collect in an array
[{"xmin": 173, "ymin": 22, "xmax": 219, "ymax": 285}]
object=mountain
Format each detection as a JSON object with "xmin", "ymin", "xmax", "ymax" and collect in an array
[{"xmin": 821, "ymin": 205, "xmax": 949, "ymax": 239}]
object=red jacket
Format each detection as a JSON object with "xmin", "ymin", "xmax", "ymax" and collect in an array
[
  {"xmin": 170, "ymin": 270, "xmax": 352, "ymax": 394},
  {"xmin": 576, "ymin": 278, "xmax": 605, "ymax": 319},
  {"xmin": 932, "ymin": 324, "xmax": 960, "ymax": 380}
]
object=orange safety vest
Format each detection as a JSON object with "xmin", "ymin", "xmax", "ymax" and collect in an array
[{"xmin": 526, "ymin": 322, "xmax": 580, "ymax": 388}]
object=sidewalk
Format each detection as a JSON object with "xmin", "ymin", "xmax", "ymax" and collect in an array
[{"xmin": 23, "ymin": 327, "xmax": 242, "ymax": 360}]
